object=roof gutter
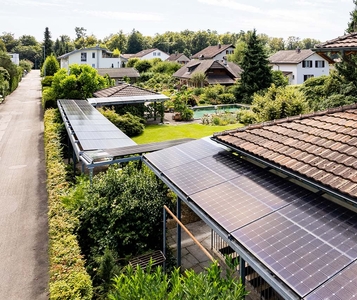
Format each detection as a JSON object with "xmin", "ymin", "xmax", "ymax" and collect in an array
[{"xmin": 210, "ymin": 137, "xmax": 357, "ymax": 207}]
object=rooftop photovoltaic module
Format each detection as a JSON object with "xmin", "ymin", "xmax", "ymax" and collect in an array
[{"xmin": 143, "ymin": 138, "xmax": 357, "ymax": 299}]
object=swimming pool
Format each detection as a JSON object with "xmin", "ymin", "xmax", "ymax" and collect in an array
[{"xmin": 192, "ymin": 104, "xmax": 246, "ymax": 119}]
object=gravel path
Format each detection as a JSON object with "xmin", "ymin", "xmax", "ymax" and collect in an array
[{"xmin": 0, "ymin": 70, "xmax": 48, "ymax": 299}]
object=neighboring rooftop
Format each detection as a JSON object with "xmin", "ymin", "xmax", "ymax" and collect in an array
[
  {"xmin": 166, "ymin": 52, "xmax": 190, "ymax": 62},
  {"xmin": 268, "ymin": 49, "xmax": 315, "ymax": 64},
  {"xmin": 96, "ymin": 68, "xmax": 140, "ymax": 79},
  {"xmin": 93, "ymin": 83, "xmax": 160, "ymax": 98},
  {"xmin": 133, "ymin": 48, "xmax": 168, "ymax": 58},
  {"xmin": 314, "ymin": 32, "xmax": 357, "ymax": 51},
  {"xmin": 191, "ymin": 44, "xmax": 234, "ymax": 59},
  {"xmin": 212, "ymin": 104, "xmax": 357, "ymax": 200},
  {"xmin": 58, "ymin": 46, "xmax": 115, "ymax": 59}
]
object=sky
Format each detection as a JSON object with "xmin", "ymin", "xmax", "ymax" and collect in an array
[{"xmin": 0, "ymin": 0, "xmax": 355, "ymax": 43}]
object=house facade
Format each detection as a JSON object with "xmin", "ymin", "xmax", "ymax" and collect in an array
[
  {"xmin": 58, "ymin": 46, "xmax": 126, "ymax": 70},
  {"xmin": 269, "ymin": 49, "xmax": 332, "ymax": 84},
  {"xmin": 8, "ymin": 53, "xmax": 19, "ymax": 65},
  {"xmin": 191, "ymin": 44, "xmax": 235, "ymax": 63},
  {"xmin": 130, "ymin": 48, "xmax": 169, "ymax": 61},
  {"xmin": 166, "ymin": 53, "xmax": 190, "ymax": 64}
]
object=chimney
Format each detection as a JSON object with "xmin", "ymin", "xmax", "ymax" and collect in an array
[
  {"xmin": 296, "ymin": 47, "xmax": 301, "ymax": 53},
  {"xmin": 218, "ymin": 43, "xmax": 221, "ymax": 49}
]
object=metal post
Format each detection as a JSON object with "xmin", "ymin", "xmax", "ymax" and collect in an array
[
  {"xmin": 163, "ymin": 207, "xmax": 166, "ymax": 272},
  {"xmin": 154, "ymin": 101, "xmax": 157, "ymax": 121},
  {"xmin": 89, "ymin": 168, "xmax": 93, "ymax": 187},
  {"xmin": 67, "ymin": 136, "xmax": 71, "ymax": 164},
  {"xmin": 177, "ymin": 197, "xmax": 181, "ymax": 268},
  {"xmin": 160, "ymin": 102, "xmax": 164, "ymax": 123},
  {"xmin": 72, "ymin": 149, "xmax": 76, "ymax": 174},
  {"xmin": 81, "ymin": 162, "xmax": 85, "ymax": 173},
  {"xmin": 240, "ymin": 256, "xmax": 246, "ymax": 286}
]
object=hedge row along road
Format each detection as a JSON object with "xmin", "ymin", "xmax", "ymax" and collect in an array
[{"xmin": 0, "ymin": 70, "xmax": 48, "ymax": 299}]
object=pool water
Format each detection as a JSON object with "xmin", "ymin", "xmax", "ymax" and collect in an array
[{"xmin": 192, "ymin": 104, "xmax": 243, "ymax": 119}]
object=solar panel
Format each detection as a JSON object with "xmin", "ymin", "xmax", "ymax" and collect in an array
[{"xmin": 58, "ymin": 99, "xmax": 136, "ymax": 151}]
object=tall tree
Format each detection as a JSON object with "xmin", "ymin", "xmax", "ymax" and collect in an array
[
  {"xmin": 234, "ymin": 29, "xmax": 273, "ymax": 104},
  {"xmin": 347, "ymin": 0, "xmax": 357, "ymax": 33},
  {"xmin": 105, "ymin": 30, "xmax": 127, "ymax": 52},
  {"xmin": 0, "ymin": 32, "xmax": 19, "ymax": 52},
  {"xmin": 43, "ymin": 27, "xmax": 53, "ymax": 59},
  {"xmin": 74, "ymin": 27, "xmax": 87, "ymax": 49},
  {"xmin": 126, "ymin": 29, "xmax": 144, "ymax": 54}
]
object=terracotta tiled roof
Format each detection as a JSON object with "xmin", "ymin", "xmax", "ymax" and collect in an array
[
  {"xmin": 173, "ymin": 59, "xmax": 242, "ymax": 81},
  {"xmin": 93, "ymin": 83, "xmax": 159, "ymax": 98},
  {"xmin": 191, "ymin": 44, "xmax": 234, "ymax": 59},
  {"xmin": 269, "ymin": 49, "xmax": 314, "ymax": 64},
  {"xmin": 213, "ymin": 105, "xmax": 357, "ymax": 199},
  {"xmin": 96, "ymin": 68, "xmax": 140, "ymax": 78},
  {"xmin": 315, "ymin": 32, "xmax": 357, "ymax": 49}
]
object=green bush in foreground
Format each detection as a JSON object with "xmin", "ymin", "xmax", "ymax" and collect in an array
[
  {"xmin": 109, "ymin": 258, "xmax": 248, "ymax": 300},
  {"xmin": 44, "ymin": 108, "xmax": 93, "ymax": 299}
]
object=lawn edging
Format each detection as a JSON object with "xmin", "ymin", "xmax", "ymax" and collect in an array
[{"xmin": 44, "ymin": 108, "xmax": 93, "ymax": 299}]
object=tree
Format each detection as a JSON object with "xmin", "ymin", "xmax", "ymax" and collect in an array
[
  {"xmin": 285, "ymin": 36, "xmax": 301, "ymax": 50},
  {"xmin": 0, "ymin": 39, "xmax": 5, "ymax": 52},
  {"xmin": 267, "ymin": 37, "xmax": 285, "ymax": 54},
  {"xmin": 234, "ymin": 29, "xmax": 273, "ymax": 104},
  {"xmin": 105, "ymin": 30, "xmax": 127, "ymax": 52},
  {"xmin": 347, "ymin": 0, "xmax": 357, "ymax": 33},
  {"xmin": 190, "ymin": 72, "xmax": 207, "ymax": 88},
  {"xmin": 42, "ymin": 54, "xmax": 59, "ymax": 76},
  {"xmin": 51, "ymin": 64, "xmax": 109, "ymax": 99},
  {"xmin": 0, "ymin": 32, "xmax": 19, "ymax": 52},
  {"xmin": 126, "ymin": 29, "xmax": 145, "ymax": 54},
  {"xmin": 272, "ymin": 70, "xmax": 288, "ymax": 87},
  {"xmin": 0, "ymin": 52, "xmax": 21, "ymax": 92},
  {"xmin": 228, "ymin": 39, "xmax": 246, "ymax": 65},
  {"xmin": 43, "ymin": 27, "xmax": 53, "ymax": 58},
  {"xmin": 134, "ymin": 59, "xmax": 152, "ymax": 73},
  {"xmin": 74, "ymin": 27, "xmax": 87, "ymax": 49}
]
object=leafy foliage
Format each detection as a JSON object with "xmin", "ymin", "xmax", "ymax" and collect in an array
[
  {"xmin": 42, "ymin": 54, "xmax": 59, "ymax": 76},
  {"xmin": 0, "ymin": 52, "xmax": 22, "ymax": 93},
  {"xmin": 108, "ymin": 258, "xmax": 247, "ymax": 299},
  {"xmin": 99, "ymin": 107, "xmax": 145, "ymax": 137},
  {"xmin": 44, "ymin": 109, "xmax": 92, "ymax": 299},
  {"xmin": 19, "ymin": 59, "xmax": 33, "ymax": 72},
  {"xmin": 51, "ymin": 64, "xmax": 109, "ymax": 99},
  {"xmin": 133, "ymin": 59, "xmax": 152, "ymax": 73}
]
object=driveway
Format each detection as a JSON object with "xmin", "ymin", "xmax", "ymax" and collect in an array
[{"xmin": 0, "ymin": 70, "xmax": 48, "ymax": 299}]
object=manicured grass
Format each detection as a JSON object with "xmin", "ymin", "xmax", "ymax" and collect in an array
[{"xmin": 132, "ymin": 123, "xmax": 243, "ymax": 144}]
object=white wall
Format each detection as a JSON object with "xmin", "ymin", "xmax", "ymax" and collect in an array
[
  {"xmin": 142, "ymin": 50, "xmax": 169, "ymax": 61},
  {"xmin": 214, "ymin": 46, "xmax": 235, "ymax": 62},
  {"xmin": 272, "ymin": 53, "xmax": 330, "ymax": 85},
  {"xmin": 61, "ymin": 49, "xmax": 122, "ymax": 70},
  {"xmin": 9, "ymin": 53, "xmax": 20, "ymax": 65}
]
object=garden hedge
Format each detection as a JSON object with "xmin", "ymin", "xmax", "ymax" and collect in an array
[{"xmin": 44, "ymin": 109, "xmax": 93, "ymax": 299}]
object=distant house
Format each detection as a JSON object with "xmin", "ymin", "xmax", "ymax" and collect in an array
[
  {"xmin": 191, "ymin": 44, "xmax": 235, "ymax": 63},
  {"xmin": 8, "ymin": 53, "xmax": 19, "ymax": 65},
  {"xmin": 269, "ymin": 49, "xmax": 332, "ymax": 84},
  {"xmin": 96, "ymin": 68, "xmax": 140, "ymax": 85},
  {"xmin": 127, "ymin": 48, "xmax": 170, "ymax": 61},
  {"xmin": 58, "ymin": 46, "xmax": 127, "ymax": 70},
  {"xmin": 173, "ymin": 58, "xmax": 242, "ymax": 86},
  {"xmin": 166, "ymin": 52, "xmax": 190, "ymax": 64}
]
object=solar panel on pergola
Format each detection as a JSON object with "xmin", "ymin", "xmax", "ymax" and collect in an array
[
  {"xmin": 143, "ymin": 139, "xmax": 357, "ymax": 299},
  {"xmin": 58, "ymin": 99, "xmax": 136, "ymax": 151}
]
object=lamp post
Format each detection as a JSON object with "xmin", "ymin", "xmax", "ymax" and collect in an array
[{"xmin": 42, "ymin": 45, "xmax": 46, "ymax": 76}]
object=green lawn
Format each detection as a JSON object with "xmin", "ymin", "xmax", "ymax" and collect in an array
[{"xmin": 132, "ymin": 123, "xmax": 243, "ymax": 144}]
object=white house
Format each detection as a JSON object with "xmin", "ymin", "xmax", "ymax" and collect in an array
[
  {"xmin": 8, "ymin": 53, "xmax": 19, "ymax": 65},
  {"xmin": 269, "ymin": 49, "xmax": 332, "ymax": 85},
  {"xmin": 129, "ymin": 48, "xmax": 169, "ymax": 61},
  {"xmin": 58, "ymin": 46, "xmax": 127, "ymax": 70},
  {"xmin": 191, "ymin": 44, "xmax": 235, "ymax": 63}
]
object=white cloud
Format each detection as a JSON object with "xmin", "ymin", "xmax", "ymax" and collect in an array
[
  {"xmin": 2, "ymin": 0, "xmax": 63, "ymax": 7},
  {"xmin": 197, "ymin": 0, "xmax": 261, "ymax": 13},
  {"xmin": 78, "ymin": 10, "xmax": 164, "ymax": 21}
]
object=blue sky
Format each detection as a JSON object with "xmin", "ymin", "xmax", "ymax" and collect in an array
[{"xmin": 0, "ymin": 0, "xmax": 354, "ymax": 43}]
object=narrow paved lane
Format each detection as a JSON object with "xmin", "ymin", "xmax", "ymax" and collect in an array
[{"xmin": 0, "ymin": 70, "xmax": 48, "ymax": 299}]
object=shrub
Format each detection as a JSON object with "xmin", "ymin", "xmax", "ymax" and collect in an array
[
  {"xmin": 134, "ymin": 59, "xmax": 152, "ymax": 73},
  {"xmin": 41, "ymin": 75, "xmax": 54, "ymax": 87},
  {"xmin": 218, "ymin": 93, "xmax": 236, "ymax": 104},
  {"xmin": 42, "ymin": 87, "xmax": 57, "ymax": 109},
  {"xmin": 44, "ymin": 109, "xmax": 92, "ymax": 300},
  {"xmin": 236, "ymin": 109, "xmax": 257, "ymax": 125},
  {"xmin": 42, "ymin": 54, "xmax": 60, "ymax": 76},
  {"xmin": 126, "ymin": 58, "xmax": 140, "ymax": 68},
  {"xmin": 19, "ymin": 59, "xmax": 33, "ymax": 72}
]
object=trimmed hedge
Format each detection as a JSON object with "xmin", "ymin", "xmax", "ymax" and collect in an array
[{"xmin": 44, "ymin": 109, "xmax": 93, "ymax": 299}]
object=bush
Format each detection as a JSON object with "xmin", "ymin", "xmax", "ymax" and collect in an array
[
  {"xmin": 42, "ymin": 54, "xmax": 60, "ymax": 76},
  {"xmin": 41, "ymin": 75, "xmax": 54, "ymax": 87},
  {"xmin": 44, "ymin": 109, "xmax": 92, "ymax": 299},
  {"xmin": 134, "ymin": 59, "xmax": 152, "ymax": 73},
  {"xmin": 126, "ymin": 58, "xmax": 139, "ymax": 68},
  {"xmin": 19, "ymin": 59, "xmax": 33, "ymax": 72},
  {"xmin": 236, "ymin": 109, "xmax": 257, "ymax": 125},
  {"xmin": 99, "ymin": 108, "xmax": 145, "ymax": 137},
  {"xmin": 218, "ymin": 93, "xmax": 236, "ymax": 104},
  {"xmin": 42, "ymin": 87, "xmax": 57, "ymax": 109}
]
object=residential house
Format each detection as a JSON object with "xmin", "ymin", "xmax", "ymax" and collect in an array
[
  {"xmin": 313, "ymin": 31, "xmax": 357, "ymax": 54},
  {"xmin": 58, "ymin": 46, "xmax": 127, "ymax": 70},
  {"xmin": 173, "ymin": 58, "xmax": 242, "ymax": 86},
  {"xmin": 269, "ymin": 49, "xmax": 332, "ymax": 84},
  {"xmin": 191, "ymin": 44, "xmax": 235, "ymax": 63},
  {"xmin": 144, "ymin": 103, "xmax": 357, "ymax": 299},
  {"xmin": 166, "ymin": 52, "xmax": 190, "ymax": 64},
  {"xmin": 96, "ymin": 68, "xmax": 140, "ymax": 85},
  {"xmin": 8, "ymin": 53, "xmax": 19, "ymax": 65},
  {"xmin": 128, "ymin": 48, "xmax": 169, "ymax": 61}
]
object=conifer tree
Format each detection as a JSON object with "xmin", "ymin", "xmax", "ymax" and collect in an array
[
  {"xmin": 347, "ymin": 0, "xmax": 357, "ymax": 33},
  {"xmin": 234, "ymin": 29, "xmax": 273, "ymax": 104}
]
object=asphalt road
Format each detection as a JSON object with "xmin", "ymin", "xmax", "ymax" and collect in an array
[{"xmin": 0, "ymin": 70, "xmax": 48, "ymax": 299}]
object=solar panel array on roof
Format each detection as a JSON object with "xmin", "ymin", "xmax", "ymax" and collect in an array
[
  {"xmin": 58, "ymin": 99, "xmax": 136, "ymax": 151},
  {"xmin": 143, "ymin": 139, "xmax": 357, "ymax": 299}
]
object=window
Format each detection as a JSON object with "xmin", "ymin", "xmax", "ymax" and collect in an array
[
  {"xmin": 153, "ymin": 52, "xmax": 156, "ymax": 56},
  {"xmin": 157, "ymin": 52, "xmax": 161, "ymax": 56},
  {"xmin": 304, "ymin": 75, "xmax": 314, "ymax": 81},
  {"xmin": 315, "ymin": 60, "xmax": 325, "ymax": 68},
  {"xmin": 92, "ymin": 52, "xmax": 95, "ymax": 59},
  {"xmin": 302, "ymin": 60, "xmax": 312, "ymax": 68},
  {"xmin": 92, "ymin": 64, "xmax": 95, "ymax": 68},
  {"xmin": 81, "ymin": 53, "xmax": 87, "ymax": 62},
  {"xmin": 226, "ymin": 50, "xmax": 234, "ymax": 54}
]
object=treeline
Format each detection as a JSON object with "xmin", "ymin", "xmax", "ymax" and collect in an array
[{"xmin": 0, "ymin": 27, "xmax": 321, "ymax": 69}]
